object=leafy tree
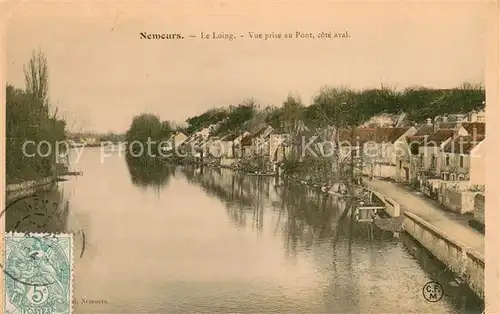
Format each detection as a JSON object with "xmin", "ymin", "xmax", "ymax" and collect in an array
[
  {"xmin": 185, "ymin": 108, "xmax": 227, "ymax": 134},
  {"xmin": 215, "ymin": 101, "xmax": 256, "ymax": 135},
  {"xmin": 281, "ymin": 94, "xmax": 305, "ymax": 135},
  {"xmin": 6, "ymin": 50, "xmax": 66, "ymax": 183},
  {"xmin": 125, "ymin": 114, "xmax": 172, "ymax": 155},
  {"xmin": 305, "ymin": 86, "xmax": 363, "ymax": 130}
]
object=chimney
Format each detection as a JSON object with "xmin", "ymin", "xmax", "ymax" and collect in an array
[
  {"xmin": 442, "ymin": 116, "xmax": 448, "ymax": 123},
  {"xmin": 469, "ymin": 110, "xmax": 478, "ymax": 123},
  {"xmin": 433, "ymin": 116, "xmax": 440, "ymax": 132},
  {"xmin": 426, "ymin": 118, "xmax": 432, "ymax": 126},
  {"xmin": 472, "ymin": 127, "xmax": 478, "ymax": 140}
]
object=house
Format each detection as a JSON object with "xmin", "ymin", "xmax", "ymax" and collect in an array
[
  {"xmin": 396, "ymin": 118, "xmax": 468, "ymax": 183},
  {"xmin": 205, "ymin": 136, "xmax": 222, "ymax": 158},
  {"xmin": 438, "ymin": 122, "xmax": 485, "ymax": 181},
  {"xmin": 441, "ymin": 135, "xmax": 485, "ymax": 181},
  {"xmin": 161, "ymin": 132, "xmax": 188, "ymax": 153},
  {"xmin": 292, "ymin": 130, "xmax": 320, "ymax": 159},
  {"xmin": 465, "ymin": 108, "xmax": 485, "ymax": 123},
  {"xmin": 205, "ymin": 132, "xmax": 241, "ymax": 159},
  {"xmin": 171, "ymin": 132, "xmax": 188, "ymax": 148},
  {"xmin": 240, "ymin": 125, "xmax": 274, "ymax": 158},
  {"xmin": 269, "ymin": 134, "xmax": 292, "ymax": 164},
  {"xmin": 231, "ymin": 131, "xmax": 250, "ymax": 158},
  {"xmin": 461, "ymin": 122, "xmax": 485, "ymax": 138},
  {"xmin": 416, "ymin": 129, "xmax": 455, "ymax": 177},
  {"xmin": 220, "ymin": 132, "xmax": 239, "ymax": 158},
  {"xmin": 252, "ymin": 125, "xmax": 274, "ymax": 157},
  {"xmin": 468, "ymin": 138, "xmax": 485, "ymax": 185},
  {"xmin": 181, "ymin": 132, "xmax": 210, "ymax": 157},
  {"xmin": 437, "ymin": 136, "xmax": 485, "ymax": 214},
  {"xmin": 396, "ymin": 123, "xmax": 436, "ymax": 183},
  {"xmin": 337, "ymin": 127, "xmax": 417, "ymax": 180},
  {"xmin": 240, "ymin": 133, "xmax": 255, "ymax": 157}
]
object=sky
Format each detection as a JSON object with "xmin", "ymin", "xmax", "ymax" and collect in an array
[{"xmin": 4, "ymin": 1, "xmax": 490, "ymax": 133}]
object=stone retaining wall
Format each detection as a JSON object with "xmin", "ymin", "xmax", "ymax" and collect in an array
[
  {"xmin": 439, "ymin": 188, "xmax": 479, "ymax": 214},
  {"xmin": 404, "ymin": 211, "xmax": 484, "ymax": 299}
]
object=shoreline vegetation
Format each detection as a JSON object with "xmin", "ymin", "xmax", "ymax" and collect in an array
[
  {"xmin": 6, "ymin": 50, "xmax": 67, "ymax": 185},
  {"xmin": 5, "ymin": 49, "xmax": 122, "ymax": 186},
  {"xmin": 125, "ymin": 83, "xmax": 485, "ymax": 187}
]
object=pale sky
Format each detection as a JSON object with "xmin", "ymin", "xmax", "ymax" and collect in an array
[{"xmin": 4, "ymin": 2, "xmax": 489, "ymax": 133}]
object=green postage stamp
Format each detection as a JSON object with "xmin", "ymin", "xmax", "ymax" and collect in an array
[{"xmin": 4, "ymin": 233, "xmax": 73, "ymax": 314}]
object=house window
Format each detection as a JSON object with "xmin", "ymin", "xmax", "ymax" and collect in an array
[
  {"xmin": 458, "ymin": 174, "xmax": 465, "ymax": 181},
  {"xmin": 445, "ymin": 154, "xmax": 450, "ymax": 166},
  {"xmin": 431, "ymin": 154, "xmax": 436, "ymax": 168},
  {"xmin": 450, "ymin": 173, "xmax": 456, "ymax": 181},
  {"xmin": 399, "ymin": 160, "xmax": 402, "ymax": 169},
  {"xmin": 459, "ymin": 155, "xmax": 464, "ymax": 168}
]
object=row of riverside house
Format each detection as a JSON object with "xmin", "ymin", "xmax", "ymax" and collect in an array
[
  {"xmin": 351, "ymin": 108, "xmax": 486, "ymax": 218},
  {"xmin": 164, "ymin": 107, "xmax": 486, "ymax": 220},
  {"xmin": 400, "ymin": 109, "xmax": 486, "ymax": 218}
]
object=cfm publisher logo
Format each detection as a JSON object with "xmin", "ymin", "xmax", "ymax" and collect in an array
[{"xmin": 422, "ymin": 281, "xmax": 444, "ymax": 302}]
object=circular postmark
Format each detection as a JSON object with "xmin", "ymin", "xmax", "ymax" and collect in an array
[
  {"xmin": 2, "ymin": 193, "xmax": 86, "ymax": 287},
  {"xmin": 422, "ymin": 281, "xmax": 444, "ymax": 302}
]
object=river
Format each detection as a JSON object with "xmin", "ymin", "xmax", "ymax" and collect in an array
[{"xmin": 5, "ymin": 148, "xmax": 484, "ymax": 313}]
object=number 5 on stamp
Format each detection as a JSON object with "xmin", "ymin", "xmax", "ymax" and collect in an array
[{"xmin": 4, "ymin": 233, "xmax": 73, "ymax": 314}]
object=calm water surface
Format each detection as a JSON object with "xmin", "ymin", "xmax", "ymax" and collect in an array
[{"xmin": 6, "ymin": 148, "xmax": 483, "ymax": 313}]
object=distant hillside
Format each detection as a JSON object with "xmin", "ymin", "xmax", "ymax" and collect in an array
[{"xmin": 181, "ymin": 84, "xmax": 485, "ymax": 136}]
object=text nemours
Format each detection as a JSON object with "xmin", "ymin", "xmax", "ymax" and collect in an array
[
  {"xmin": 139, "ymin": 31, "xmax": 349, "ymax": 41},
  {"xmin": 140, "ymin": 32, "xmax": 183, "ymax": 39}
]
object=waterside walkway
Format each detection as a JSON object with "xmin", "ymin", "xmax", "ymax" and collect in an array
[{"xmin": 365, "ymin": 178, "xmax": 484, "ymax": 254}]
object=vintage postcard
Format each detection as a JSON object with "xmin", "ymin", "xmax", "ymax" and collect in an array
[{"xmin": 1, "ymin": 1, "xmax": 498, "ymax": 313}]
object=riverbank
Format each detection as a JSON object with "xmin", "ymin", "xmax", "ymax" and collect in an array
[
  {"xmin": 184, "ymin": 162, "xmax": 485, "ymax": 300},
  {"xmin": 364, "ymin": 178, "xmax": 484, "ymax": 300},
  {"xmin": 6, "ymin": 176, "xmax": 58, "ymax": 205},
  {"xmin": 5, "ymin": 171, "xmax": 84, "ymax": 206}
]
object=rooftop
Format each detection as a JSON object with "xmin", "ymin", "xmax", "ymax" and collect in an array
[
  {"xmin": 338, "ymin": 127, "xmax": 410, "ymax": 144},
  {"xmin": 420, "ymin": 129, "xmax": 455, "ymax": 146},
  {"xmin": 442, "ymin": 135, "xmax": 485, "ymax": 154},
  {"xmin": 462, "ymin": 122, "xmax": 485, "ymax": 136}
]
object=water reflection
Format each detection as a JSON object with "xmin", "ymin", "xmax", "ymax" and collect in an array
[
  {"xmin": 181, "ymin": 167, "xmax": 383, "ymax": 254},
  {"xmin": 182, "ymin": 166, "xmax": 483, "ymax": 313},
  {"xmin": 11, "ymin": 153, "xmax": 483, "ymax": 313},
  {"xmin": 5, "ymin": 184, "xmax": 69, "ymax": 234},
  {"xmin": 402, "ymin": 234, "xmax": 484, "ymax": 313},
  {"xmin": 125, "ymin": 154, "xmax": 174, "ymax": 188}
]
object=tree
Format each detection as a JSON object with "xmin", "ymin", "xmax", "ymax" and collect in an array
[
  {"xmin": 6, "ymin": 50, "xmax": 66, "ymax": 183},
  {"xmin": 281, "ymin": 94, "xmax": 305, "ymax": 135},
  {"xmin": 127, "ymin": 114, "xmax": 167, "ymax": 141},
  {"xmin": 24, "ymin": 49, "xmax": 50, "ymax": 117},
  {"xmin": 215, "ymin": 101, "xmax": 257, "ymax": 135}
]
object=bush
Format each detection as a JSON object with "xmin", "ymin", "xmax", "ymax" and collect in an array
[{"xmin": 6, "ymin": 88, "xmax": 66, "ymax": 182}]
